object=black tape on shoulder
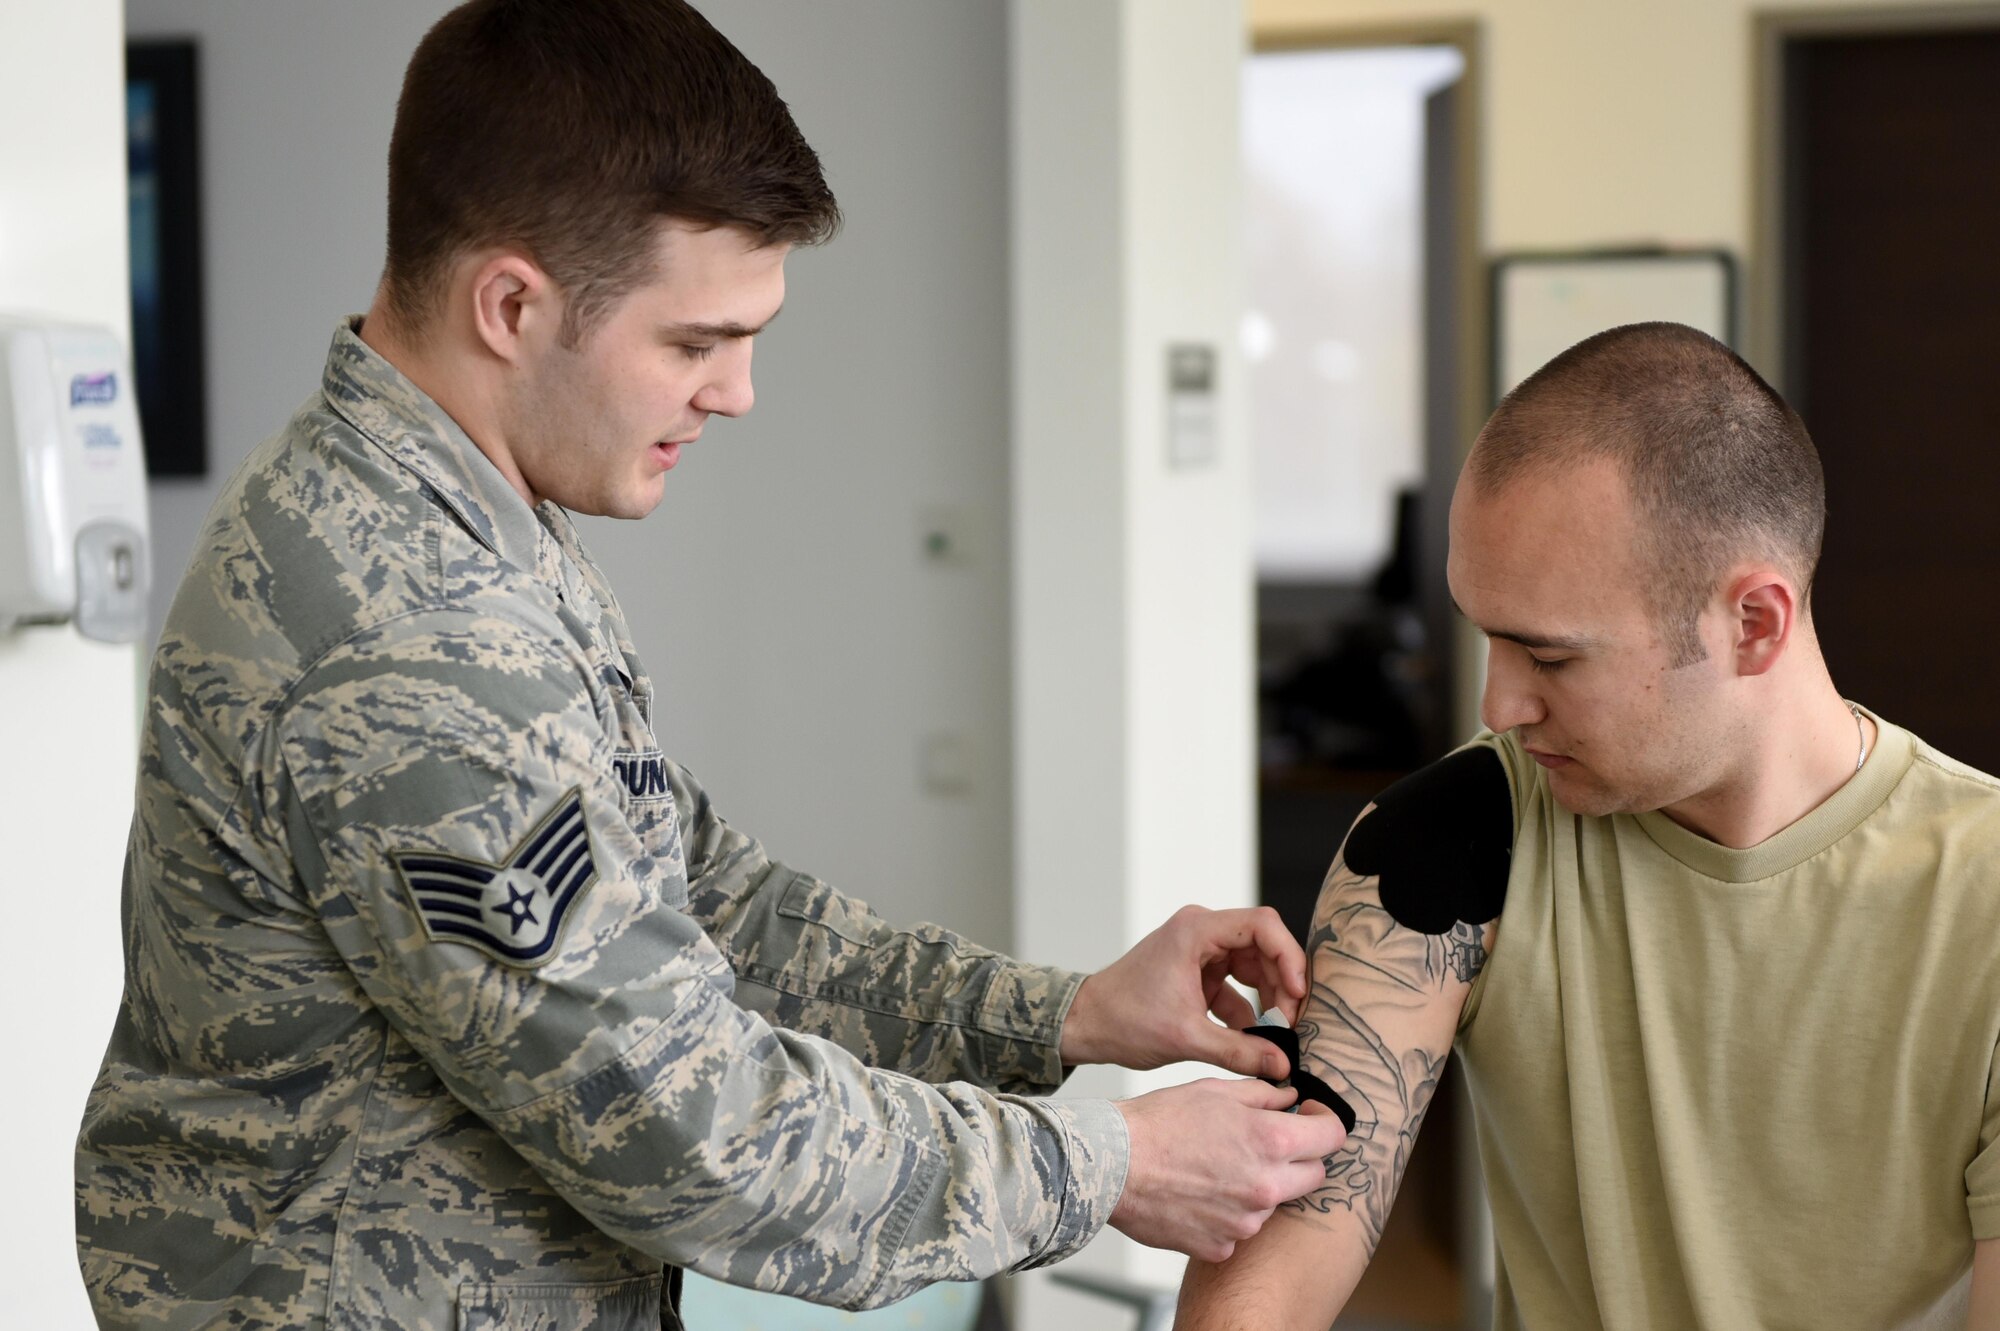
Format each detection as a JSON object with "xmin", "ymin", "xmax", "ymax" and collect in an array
[
  {"xmin": 1343, "ymin": 746, "xmax": 1513, "ymax": 937},
  {"xmin": 1242, "ymin": 1025, "xmax": 1357, "ymax": 1133}
]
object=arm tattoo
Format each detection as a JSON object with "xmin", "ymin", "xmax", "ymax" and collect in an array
[{"xmin": 1279, "ymin": 855, "xmax": 1489, "ymax": 1255}]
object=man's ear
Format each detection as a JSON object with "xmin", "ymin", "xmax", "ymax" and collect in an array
[
  {"xmin": 466, "ymin": 250, "xmax": 558, "ymax": 365},
  {"xmin": 1726, "ymin": 566, "xmax": 1798, "ymax": 678}
]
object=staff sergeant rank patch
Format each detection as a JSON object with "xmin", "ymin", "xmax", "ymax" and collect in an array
[{"xmin": 393, "ymin": 789, "xmax": 598, "ymax": 966}]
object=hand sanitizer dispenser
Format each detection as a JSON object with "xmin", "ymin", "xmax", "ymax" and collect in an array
[{"xmin": 0, "ymin": 317, "xmax": 151, "ymax": 643}]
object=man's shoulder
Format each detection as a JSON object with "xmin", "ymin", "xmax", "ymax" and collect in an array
[
  {"xmin": 1892, "ymin": 732, "xmax": 2000, "ymax": 857},
  {"xmin": 183, "ymin": 395, "xmax": 530, "ymax": 633},
  {"xmin": 154, "ymin": 394, "xmax": 562, "ymax": 758},
  {"xmin": 1906, "ymin": 735, "xmax": 2000, "ymax": 801},
  {"xmin": 1850, "ymin": 724, "xmax": 2000, "ymax": 911}
]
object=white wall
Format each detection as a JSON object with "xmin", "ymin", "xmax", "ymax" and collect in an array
[
  {"xmin": 125, "ymin": 0, "xmax": 1016, "ymax": 947},
  {"xmin": 128, "ymin": 0, "xmax": 453, "ymax": 634},
  {"xmin": 0, "ymin": 2, "xmax": 140, "ymax": 1323},
  {"xmin": 576, "ymin": 1, "xmax": 1016, "ymax": 947},
  {"xmin": 1011, "ymin": 0, "xmax": 1253, "ymax": 1322}
]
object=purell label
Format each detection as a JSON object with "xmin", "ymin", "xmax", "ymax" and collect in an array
[{"xmin": 69, "ymin": 371, "xmax": 117, "ymax": 407}]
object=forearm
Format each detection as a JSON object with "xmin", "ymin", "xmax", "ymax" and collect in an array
[
  {"xmin": 1970, "ymin": 1239, "xmax": 2000, "ymax": 1330},
  {"xmin": 676, "ymin": 763, "xmax": 1078, "ymax": 1092},
  {"xmin": 489, "ymin": 976, "xmax": 1128, "ymax": 1306},
  {"xmin": 1176, "ymin": 1209, "xmax": 1369, "ymax": 1330},
  {"xmin": 722, "ymin": 875, "xmax": 1084, "ymax": 1094}
]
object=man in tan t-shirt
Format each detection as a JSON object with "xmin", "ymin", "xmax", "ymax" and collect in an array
[{"xmin": 1178, "ymin": 322, "xmax": 2000, "ymax": 1329}]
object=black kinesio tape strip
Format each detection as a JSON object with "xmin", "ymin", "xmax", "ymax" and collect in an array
[
  {"xmin": 1287, "ymin": 1069, "xmax": 1354, "ymax": 1133},
  {"xmin": 1342, "ymin": 745, "xmax": 1513, "ymax": 937},
  {"xmin": 1242, "ymin": 1022, "xmax": 1298, "ymax": 1072},
  {"xmin": 1242, "ymin": 1024, "xmax": 1357, "ymax": 1134}
]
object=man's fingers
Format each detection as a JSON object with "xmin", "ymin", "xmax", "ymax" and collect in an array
[
  {"xmin": 1193, "ymin": 907, "xmax": 1308, "ymax": 999},
  {"xmin": 1265, "ymin": 988, "xmax": 1303, "ymax": 1025},
  {"xmin": 1241, "ymin": 907, "xmax": 1307, "ymax": 998},
  {"xmin": 1217, "ymin": 946, "xmax": 1301, "ymax": 1026},
  {"xmin": 1191, "ymin": 1026, "xmax": 1292, "ymax": 1080},
  {"xmin": 1234, "ymin": 908, "xmax": 1309, "ymax": 998},
  {"xmin": 1276, "ymin": 1159, "xmax": 1332, "ymax": 1205},
  {"xmin": 1275, "ymin": 1105, "xmax": 1349, "ymax": 1161},
  {"xmin": 1220, "ymin": 1077, "xmax": 1299, "ymax": 1111},
  {"xmin": 1207, "ymin": 980, "xmax": 1257, "ymax": 1031}
]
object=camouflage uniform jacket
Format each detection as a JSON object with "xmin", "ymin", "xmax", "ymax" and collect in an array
[{"xmin": 76, "ymin": 320, "xmax": 1129, "ymax": 1330}]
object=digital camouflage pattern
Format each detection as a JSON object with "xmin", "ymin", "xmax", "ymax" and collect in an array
[{"xmin": 76, "ymin": 320, "xmax": 1128, "ymax": 1330}]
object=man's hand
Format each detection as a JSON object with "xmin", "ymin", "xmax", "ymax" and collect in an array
[
  {"xmin": 1060, "ymin": 905, "xmax": 1307, "ymax": 1080},
  {"xmin": 1109, "ymin": 1078, "xmax": 1347, "ymax": 1263}
]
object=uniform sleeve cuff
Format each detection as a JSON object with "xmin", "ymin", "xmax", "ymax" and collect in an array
[
  {"xmin": 1014, "ymin": 1095, "xmax": 1129, "ymax": 1269},
  {"xmin": 978, "ymin": 963, "xmax": 1089, "ymax": 1094}
]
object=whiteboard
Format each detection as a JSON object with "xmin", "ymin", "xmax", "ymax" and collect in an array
[{"xmin": 1492, "ymin": 250, "xmax": 1737, "ymax": 401}]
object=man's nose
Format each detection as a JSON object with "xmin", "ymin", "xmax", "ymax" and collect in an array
[
  {"xmin": 695, "ymin": 340, "xmax": 756, "ymax": 418},
  {"xmin": 1480, "ymin": 645, "xmax": 1547, "ymax": 734}
]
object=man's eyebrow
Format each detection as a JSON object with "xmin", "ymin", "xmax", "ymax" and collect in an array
[
  {"xmin": 661, "ymin": 307, "xmax": 782, "ymax": 340},
  {"xmin": 1449, "ymin": 596, "xmax": 1596, "ymax": 652}
]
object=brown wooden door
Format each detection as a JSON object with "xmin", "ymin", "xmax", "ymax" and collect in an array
[{"xmin": 1786, "ymin": 28, "xmax": 2000, "ymax": 770}]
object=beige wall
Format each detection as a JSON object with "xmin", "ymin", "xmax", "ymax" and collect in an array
[
  {"xmin": 1252, "ymin": 0, "xmax": 1989, "ymax": 265},
  {"xmin": 1253, "ymin": 0, "xmax": 1994, "ymax": 743}
]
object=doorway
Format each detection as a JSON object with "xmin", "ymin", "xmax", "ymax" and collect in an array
[
  {"xmin": 1759, "ymin": 9, "xmax": 2000, "ymax": 771},
  {"xmin": 1243, "ymin": 22, "xmax": 1487, "ymax": 1329}
]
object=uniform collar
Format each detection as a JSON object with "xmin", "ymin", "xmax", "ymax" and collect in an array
[{"xmin": 319, "ymin": 316, "xmax": 554, "ymax": 580}]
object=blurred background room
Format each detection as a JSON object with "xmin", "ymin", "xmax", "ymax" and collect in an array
[{"xmin": 5, "ymin": 0, "xmax": 1996, "ymax": 1326}]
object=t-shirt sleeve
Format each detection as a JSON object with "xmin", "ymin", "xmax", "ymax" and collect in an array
[
  {"xmin": 1453, "ymin": 730, "xmax": 1527, "ymax": 1034},
  {"xmin": 1966, "ymin": 1033, "xmax": 2000, "ymax": 1238},
  {"xmin": 274, "ymin": 607, "xmax": 1127, "ymax": 1306}
]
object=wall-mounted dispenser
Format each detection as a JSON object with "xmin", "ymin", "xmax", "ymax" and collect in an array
[{"xmin": 0, "ymin": 317, "xmax": 150, "ymax": 642}]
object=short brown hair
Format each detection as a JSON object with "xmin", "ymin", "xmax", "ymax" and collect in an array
[
  {"xmin": 382, "ymin": 0, "xmax": 840, "ymax": 344},
  {"xmin": 1465, "ymin": 322, "xmax": 1826, "ymax": 665}
]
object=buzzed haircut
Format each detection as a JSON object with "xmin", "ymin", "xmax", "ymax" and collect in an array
[
  {"xmin": 1465, "ymin": 322, "xmax": 1826, "ymax": 666},
  {"xmin": 382, "ymin": 0, "xmax": 841, "ymax": 345}
]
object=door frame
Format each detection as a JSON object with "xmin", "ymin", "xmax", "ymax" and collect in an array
[
  {"xmin": 1251, "ymin": 18, "xmax": 1485, "ymax": 443},
  {"xmin": 1249, "ymin": 17, "xmax": 1488, "ymax": 746},
  {"xmin": 1246, "ymin": 23, "xmax": 1492, "ymax": 1326},
  {"xmin": 1750, "ymin": 3, "xmax": 2000, "ymax": 396}
]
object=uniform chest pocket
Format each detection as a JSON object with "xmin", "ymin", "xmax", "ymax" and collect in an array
[{"xmin": 612, "ymin": 746, "xmax": 687, "ymax": 910}]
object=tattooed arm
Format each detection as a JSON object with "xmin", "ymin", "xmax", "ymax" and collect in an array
[
  {"xmin": 1969, "ymin": 1240, "xmax": 2000, "ymax": 1330},
  {"xmin": 1174, "ymin": 827, "xmax": 1496, "ymax": 1329}
]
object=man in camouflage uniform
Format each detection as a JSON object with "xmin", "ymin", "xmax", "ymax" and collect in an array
[{"xmin": 75, "ymin": 3, "xmax": 1346, "ymax": 1328}]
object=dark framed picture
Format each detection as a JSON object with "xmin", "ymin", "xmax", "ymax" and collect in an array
[{"xmin": 126, "ymin": 40, "xmax": 207, "ymax": 477}]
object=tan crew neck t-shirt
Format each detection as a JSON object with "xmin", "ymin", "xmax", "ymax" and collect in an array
[{"xmin": 1457, "ymin": 709, "xmax": 2000, "ymax": 1328}]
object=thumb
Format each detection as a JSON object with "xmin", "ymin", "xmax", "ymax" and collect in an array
[
  {"xmin": 1221, "ymin": 1078, "xmax": 1300, "ymax": 1112},
  {"xmin": 1185, "ymin": 1022, "xmax": 1292, "ymax": 1080}
]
